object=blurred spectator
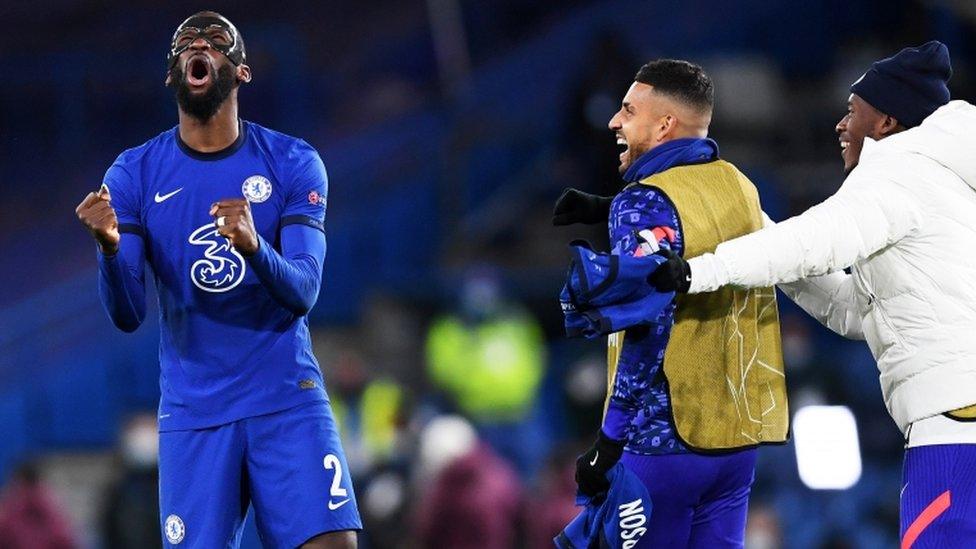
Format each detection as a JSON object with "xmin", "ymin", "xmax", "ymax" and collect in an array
[
  {"xmin": 745, "ymin": 503, "xmax": 783, "ymax": 549},
  {"xmin": 329, "ymin": 343, "xmax": 408, "ymax": 476},
  {"xmin": 314, "ymin": 328, "xmax": 416, "ymax": 549},
  {"xmin": 100, "ymin": 414, "xmax": 161, "ymax": 549},
  {"xmin": 561, "ymin": 353, "xmax": 608, "ymax": 441},
  {"xmin": 413, "ymin": 416, "xmax": 522, "ymax": 549},
  {"xmin": 357, "ymin": 465, "xmax": 411, "ymax": 549},
  {"xmin": 523, "ymin": 449, "xmax": 579, "ymax": 548},
  {"xmin": 326, "ymin": 343, "xmax": 415, "ymax": 549},
  {"xmin": 425, "ymin": 268, "xmax": 547, "ymax": 476},
  {"xmin": 0, "ymin": 460, "xmax": 78, "ymax": 549}
]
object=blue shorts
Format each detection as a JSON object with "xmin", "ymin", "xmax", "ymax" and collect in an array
[
  {"xmin": 900, "ymin": 444, "xmax": 976, "ymax": 548},
  {"xmin": 158, "ymin": 400, "xmax": 362, "ymax": 548},
  {"xmin": 620, "ymin": 448, "xmax": 756, "ymax": 548}
]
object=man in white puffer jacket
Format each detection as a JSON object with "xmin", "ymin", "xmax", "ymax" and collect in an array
[{"xmin": 650, "ymin": 41, "xmax": 976, "ymax": 547}]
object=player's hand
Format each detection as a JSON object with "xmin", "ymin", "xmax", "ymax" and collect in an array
[
  {"xmin": 553, "ymin": 188, "xmax": 613, "ymax": 226},
  {"xmin": 575, "ymin": 430, "xmax": 626, "ymax": 498},
  {"xmin": 648, "ymin": 248, "xmax": 691, "ymax": 293},
  {"xmin": 210, "ymin": 198, "xmax": 259, "ymax": 256},
  {"xmin": 76, "ymin": 184, "xmax": 120, "ymax": 255}
]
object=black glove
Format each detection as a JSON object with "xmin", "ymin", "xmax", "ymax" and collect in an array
[
  {"xmin": 648, "ymin": 248, "xmax": 692, "ymax": 293},
  {"xmin": 553, "ymin": 188, "xmax": 613, "ymax": 226},
  {"xmin": 575, "ymin": 430, "xmax": 626, "ymax": 498}
]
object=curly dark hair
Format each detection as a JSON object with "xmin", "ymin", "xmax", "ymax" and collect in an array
[{"xmin": 634, "ymin": 59, "xmax": 713, "ymax": 113}]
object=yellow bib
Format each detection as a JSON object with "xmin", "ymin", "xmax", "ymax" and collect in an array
[{"xmin": 608, "ymin": 160, "xmax": 789, "ymax": 451}]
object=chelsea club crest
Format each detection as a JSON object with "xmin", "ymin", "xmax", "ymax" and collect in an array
[
  {"xmin": 242, "ymin": 175, "xmax": 272, "ymax": 203},
  {"xmin": 164, "ymin": 514, "xmax": 185, "ymax": 544}
]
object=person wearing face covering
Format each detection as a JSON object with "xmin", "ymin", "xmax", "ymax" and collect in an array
[
  {"xmin": 648, "ymin": 42, "xmax": 976, "ymax": 547},
  {"xmin": 74, "ymin": 11, "xmax": 360, "ymax": 549},
  {"xmin": 101, "ymin": 415, "xmax": 162, "ymax": 549}
]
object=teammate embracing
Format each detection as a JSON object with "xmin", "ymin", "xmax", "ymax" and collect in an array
[
  {"xmin": 651, "ymin": 42, "xmax": 976, "ymax": 547},
  {"xmin": 75, "ymin": 12, "xmax": 360, "ymax": 548}
]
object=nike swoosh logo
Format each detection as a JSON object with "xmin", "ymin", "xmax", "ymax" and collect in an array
[
  {"xmin": 328, "ymin": 498, "xmax": 350, "ymax": 511},
  {"xmin": 589, "ymin": 451, "xmax": 599, "ymax": 467},
  {"xmin": 154, "ymin": 188, "xmax": 184, "ymax": 203}
]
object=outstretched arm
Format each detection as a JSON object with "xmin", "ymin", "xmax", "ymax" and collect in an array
[
  {"xmin": 762, "ymin": 212, "xmax": 865, "ymax": 340},
  {"xmin": 687, "ymin": 166, "xmax": 921, "ymax": 293}
]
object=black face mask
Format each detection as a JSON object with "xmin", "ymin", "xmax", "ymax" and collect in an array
[
  {"xmin": 170, "ymin": 62, "xmax": 237, "ymax": 121},
  {"xmin": 167, "ymin": 13, "xmax": 245, "ymax": 71}
]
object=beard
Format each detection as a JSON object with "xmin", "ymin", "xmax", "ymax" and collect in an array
[{"xmin": 169, "ymin": 62, "xmax": 237, "ymax": 121}]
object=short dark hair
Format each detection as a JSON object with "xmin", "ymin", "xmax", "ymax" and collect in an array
[{"xmin": 634, "ymin": 59, "xmax": 713, "ymax": 113}]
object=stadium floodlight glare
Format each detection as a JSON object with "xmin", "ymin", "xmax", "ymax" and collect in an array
[{"xmin": 793, "ymin": 405, "xmax": 862, "ymax": 490}]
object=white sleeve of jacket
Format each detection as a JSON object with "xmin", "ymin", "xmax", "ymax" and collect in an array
[
  {"xmin": 761, "ymin": 212, "xmax": 866, "ymax": 340},
  {"xmin": 777, "ymin": 272, "xmax": 865, "ymax": 340},
  {"xmin": 688, "ymin": 163, "xmax": 922, "ymax": 293}
]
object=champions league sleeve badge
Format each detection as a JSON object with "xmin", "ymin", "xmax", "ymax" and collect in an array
[{"xmin": 242, "ymin": 175, "xmax": 272, "ymax": 203}]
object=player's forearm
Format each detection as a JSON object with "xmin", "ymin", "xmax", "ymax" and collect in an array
[
  {"xmin": 687, "ymin": 215, "xmax": 839, "ymax": 292},
  {"xmin": 97, "ymin": 238, "xmax": 146, "ymax": 332},
  {"xmin": 687, "ymin": 174, "xmax": 920, "ymax": 294},
  {"xmin": 760, "ymin": 211, "xmax": 865, "ymax": 339},
  {"xmin": 246, "ymin": 227, "xmax": 324, "ymax": 316}
]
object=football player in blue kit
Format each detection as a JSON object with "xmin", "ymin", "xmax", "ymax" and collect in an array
[{"xmin": 74, "ymin": 12, "xmax": 360, "ymax": 549}]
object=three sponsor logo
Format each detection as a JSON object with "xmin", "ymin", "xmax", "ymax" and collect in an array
[
  {"xmin": 180, "ymin": 175, "xmax": 273, "ymax": 293},
  {"xmin": 188, "ymin": 223, "xmax": 247, "ymax": 292}
]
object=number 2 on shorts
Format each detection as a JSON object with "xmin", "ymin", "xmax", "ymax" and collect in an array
[{"xmin": 323, "ymin": 454, "xmax": 348, "ymax": 498}]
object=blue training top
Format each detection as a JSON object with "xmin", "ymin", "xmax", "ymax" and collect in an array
[
  {"xmin": 601, "ymin": 137, "xmax": 720, "ymax": 455},
  {"xmin": 97, "ymin": 120, "xmax": 329, "ymax": 432},
  {"xmin": 604, "ymin": 186, "xmax": 686, "ymax": 455}
]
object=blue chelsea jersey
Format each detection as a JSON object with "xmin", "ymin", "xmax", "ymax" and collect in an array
[{"xmin": 104, "ymin": 121, "xmax": 329, "ymax": 431}]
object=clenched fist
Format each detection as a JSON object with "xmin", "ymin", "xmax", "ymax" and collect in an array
[
  {"xmin": 210, "ymin": 198, "xmax": 259, "ymax": 256},
  {"xmin": 76, "ymin": 184, "xmax": 120, "ymax": 255}
]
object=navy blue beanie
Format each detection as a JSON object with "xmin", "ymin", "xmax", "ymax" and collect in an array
[{"xmin": 851, "ymin": 41, "xmax": 952, "ymax": 128}]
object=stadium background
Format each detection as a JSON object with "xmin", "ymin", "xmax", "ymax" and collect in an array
[{"xmin": 1, "ymin": 0, "xmax": 974, "ymax": 547}]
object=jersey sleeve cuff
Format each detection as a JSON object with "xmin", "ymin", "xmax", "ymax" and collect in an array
[
  {"xmin": 688, "ymin": 253, "xmax": 730, "ymax": 294},
  {"xmin": 281, "ymin": 215, "xmax": 324, "ymax": 233},
  {"xmin": 118, "ymin": 223, "xmax": 145, "ymax": 238},
  {"xmin": 601, "ymin": 402, "xmax": 632, "ymax": 442}
]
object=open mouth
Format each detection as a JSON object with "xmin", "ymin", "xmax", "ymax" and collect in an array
[
  {"xmin": 616, "ymin": 135, "xmax": 629, "ymax": 162},
  {"xmin": 839, "ymin": 140, "xmax": 849, "ymax": 159},
  {"xmin": 186, "ymin": 56, "xmax": 212, "ymax": 88}
]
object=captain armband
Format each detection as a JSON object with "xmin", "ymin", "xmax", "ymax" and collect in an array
[{"xmin": 634, "ymin": 226, "xmax": 677, "ymax": 257}]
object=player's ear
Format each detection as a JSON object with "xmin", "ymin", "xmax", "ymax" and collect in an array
[
  {"xmin": 237, "ymin": 64, "xmax": 252, "ymax": 84},
  {"xmin": 657, "ymin": 114, "xmax": 677, "ymax": 142},
  {"xmin": 878, "ymin": 114, "xmax": 902, "ymax": 137}
]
